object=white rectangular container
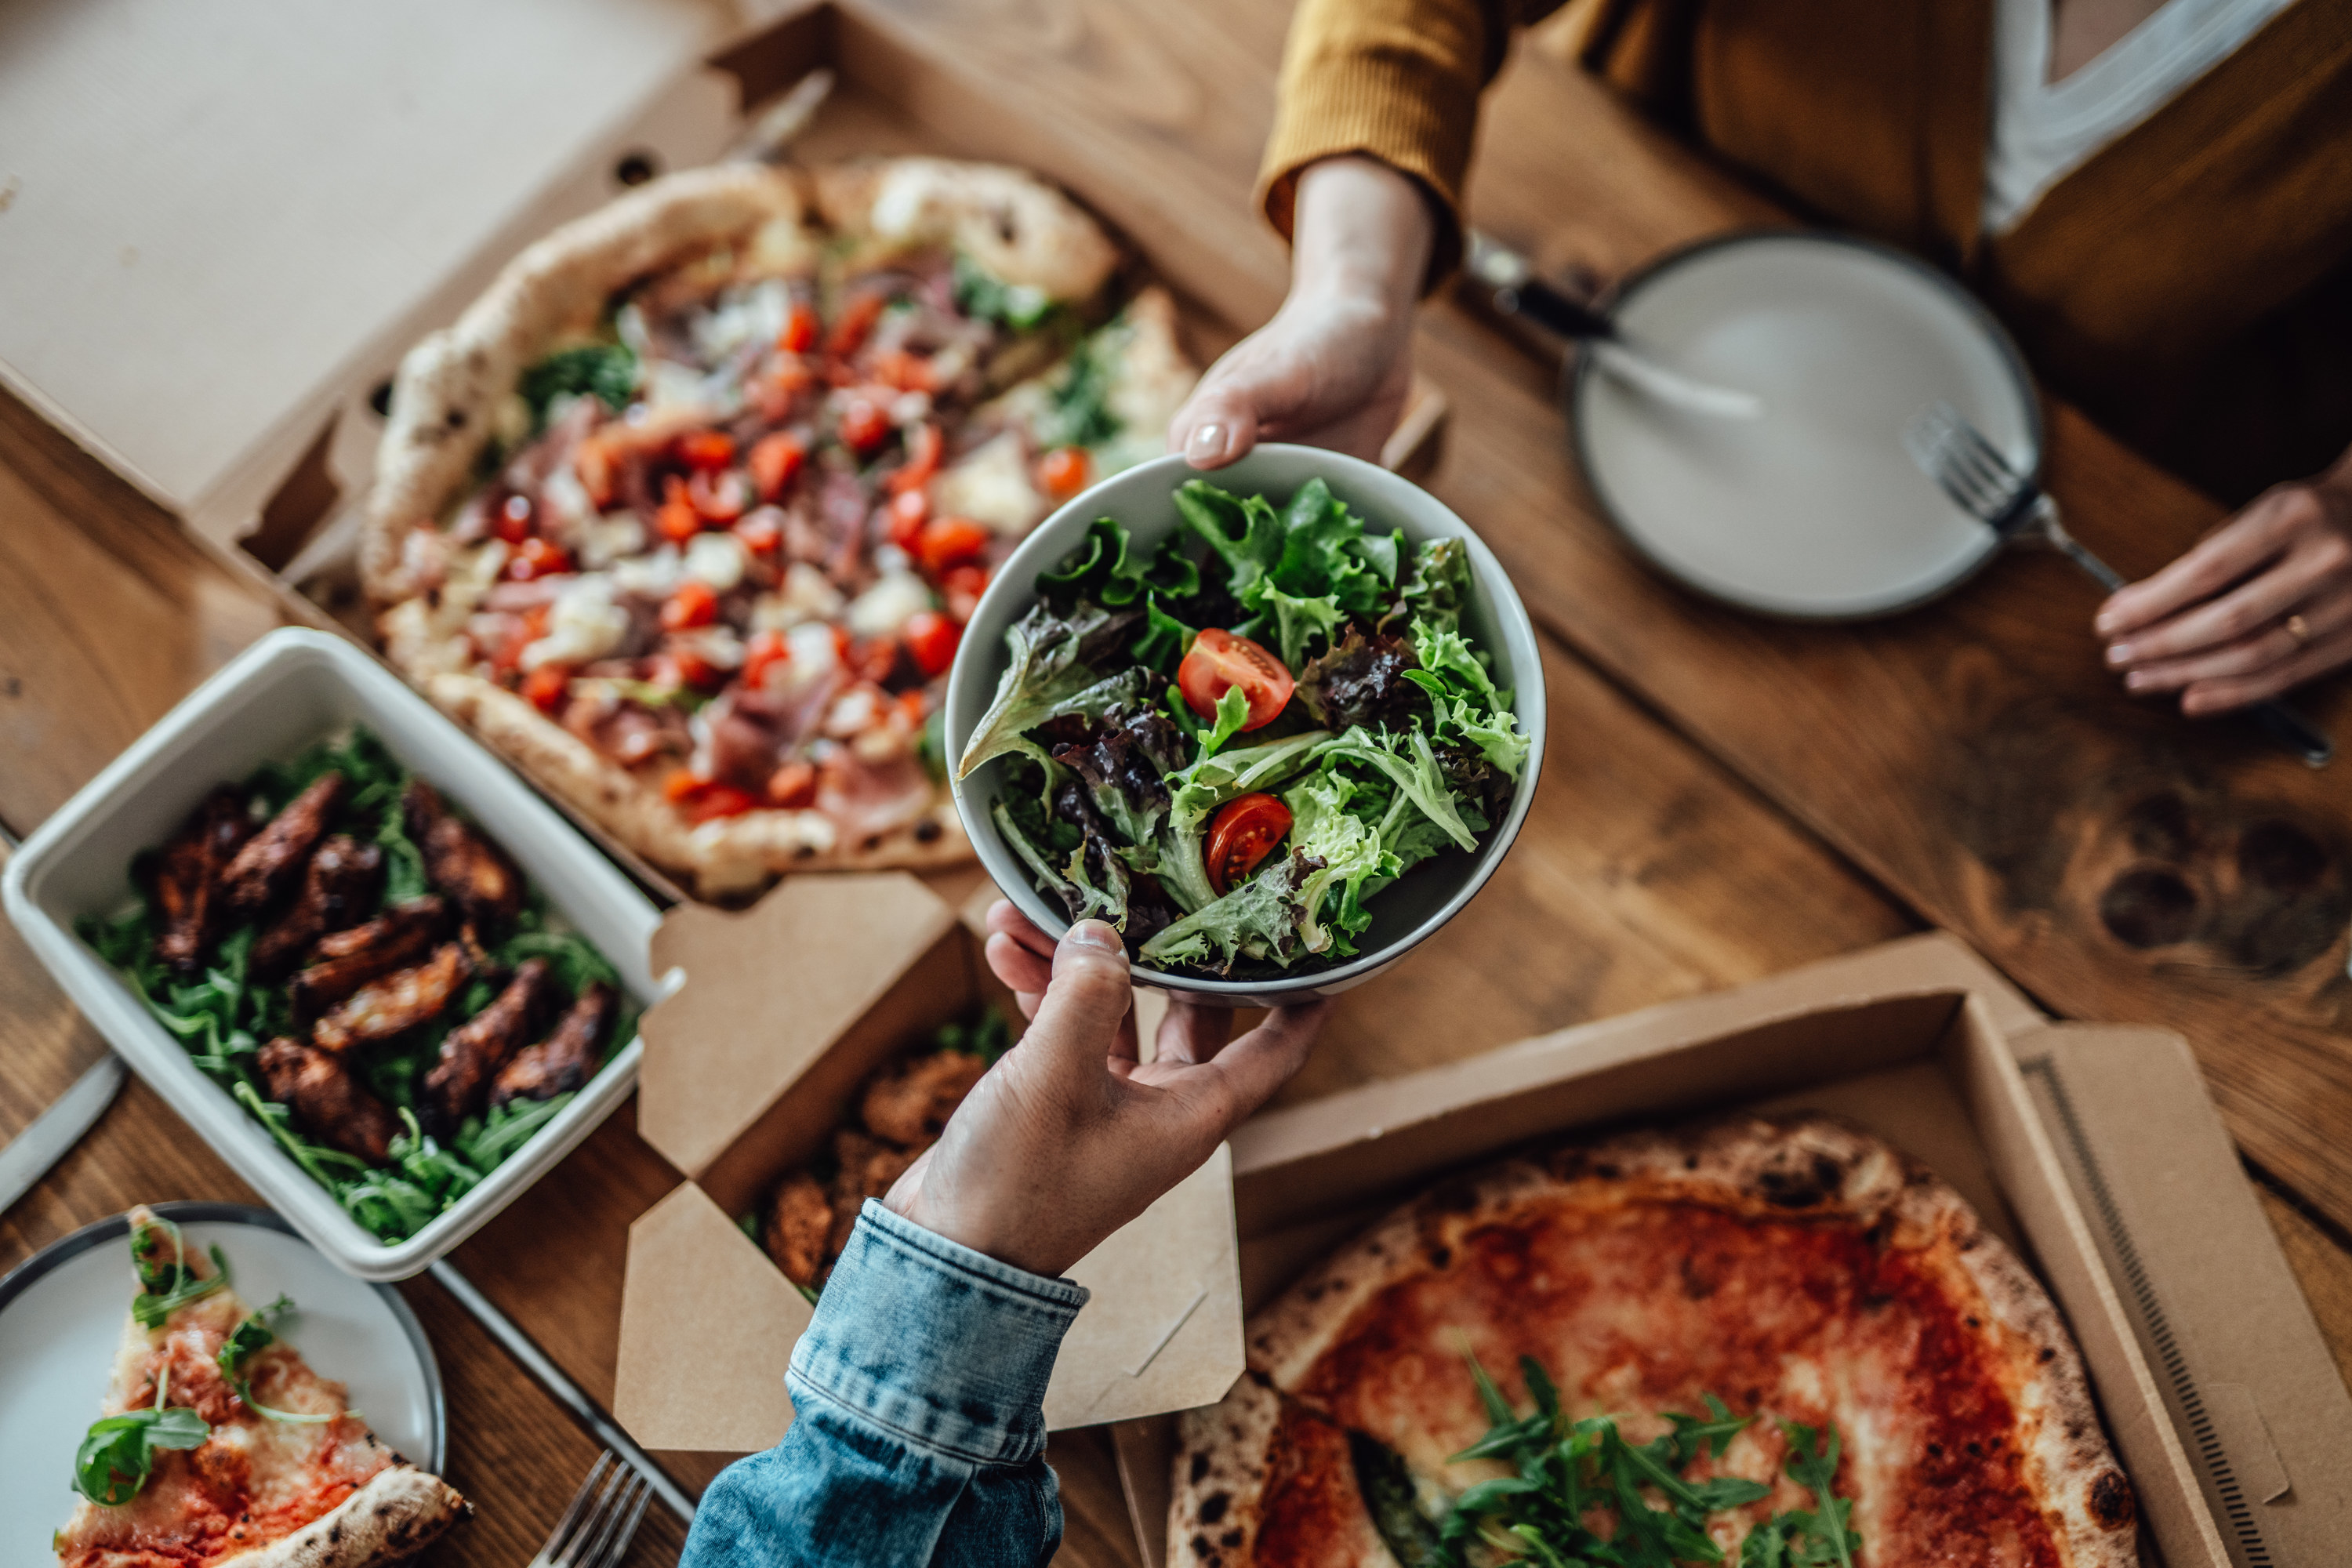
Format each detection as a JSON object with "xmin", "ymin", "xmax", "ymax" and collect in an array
[{"xmin": 2, "ymin": 629, "xmax": 665, "ymax": 1279}]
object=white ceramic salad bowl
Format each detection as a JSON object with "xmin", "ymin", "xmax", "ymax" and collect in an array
[{"xmin": 943, "ymin": 445, "xmax": 1546, "ymax": 1007}]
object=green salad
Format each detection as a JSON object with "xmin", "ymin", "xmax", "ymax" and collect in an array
[
  {"xmin": 79, "ymin": 728, "xmax": 635, "ymax": 1244},
  {"xmin": 956, "ymin": 477, "xmax": 1530, "ymax": 977}
]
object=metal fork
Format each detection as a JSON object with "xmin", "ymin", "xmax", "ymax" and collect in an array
[
  {"xmin": 529, "ymin": 1452, "xmax": 655, "ymax": 1568},
  {"xmin": 1904, "ymin": 401, "xmax": 2333, "ymax": 768}
]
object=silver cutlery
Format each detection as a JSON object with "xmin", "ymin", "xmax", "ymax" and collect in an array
[
  {"xmin": 1465, "ymin": 231, "xmax": 1766, "ymax": 420},
  {"xmin": 1904, "ymin": 401, "xmax": 2333, "ymax": 767},
  {"xmin": 528, "ymin": 1452, "xmax": 654, "ymax": 1568},
  {"xmin": 0, "ymin": 1053, "xmax": 126, "ymax": 1216}
]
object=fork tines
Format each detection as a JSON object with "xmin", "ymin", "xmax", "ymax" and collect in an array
[
  {"xmin": 1903, "ymin": 401, "xmax": 2038, "ymax": 535},
  {"xmin": 534, "ymin": 1452, "xmax": 655, "ymax": 1568}
]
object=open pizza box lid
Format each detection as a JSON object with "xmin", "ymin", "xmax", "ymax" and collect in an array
[
  {"xmin": 609, "ymin": 873, "xmax": 1247, "ymax": 1450},
  {"xmin": 1108, "ymin": 931, "xmax": 2352, "ymax": 1568}
]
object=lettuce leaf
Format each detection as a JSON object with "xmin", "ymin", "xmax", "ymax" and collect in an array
[
  {"xmin": 1138, "ymin": 851, "xmax": 1315, "ymax": 973},
  {"xmin": 956, "ymin": 601, "xmax": 1145, "ymax": 778}
]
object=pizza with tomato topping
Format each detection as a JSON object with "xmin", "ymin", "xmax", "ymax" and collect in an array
[
  {"xmin": 1172, "ymin": 1116, "xmax": 2141, "ymax": 1567},
  {"xmin": 53, "ymin": 1209, "xmax": 468, "ymax": 1567},
  {"xmin": 364, "ymin": 158, "xmax": 1196, "ymax": 898}
]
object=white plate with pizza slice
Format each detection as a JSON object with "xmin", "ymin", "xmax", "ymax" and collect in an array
[{"xmin": 0, "ymin": 1203, "xmax": 456, "ymax": 1566}]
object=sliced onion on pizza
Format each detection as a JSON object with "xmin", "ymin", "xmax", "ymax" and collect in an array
[
  {"xmin": 1174, "ymin": 1115, "xmax": 2140, "ymax": 1567},
  {"xmin": 365, "ymin": 158, "xmax": 1196, "ymax": 898}
]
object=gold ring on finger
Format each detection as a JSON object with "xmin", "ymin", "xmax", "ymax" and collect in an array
[{"xmin": 2285, "ymin": 613, "xmax": 2314, "ymax": 647}]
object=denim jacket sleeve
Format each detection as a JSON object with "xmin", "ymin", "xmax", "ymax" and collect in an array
[{"xmin": 681, "ymin": 1200, "xmax": 1091, "ymax": 1567}]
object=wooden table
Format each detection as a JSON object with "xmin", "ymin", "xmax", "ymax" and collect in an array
[{"xmin": 4, "ymin": 3, "xmax": 2350, "ymax": 1563}]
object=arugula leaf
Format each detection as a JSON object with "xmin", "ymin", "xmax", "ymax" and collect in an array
[
  {"xmin": 456, "ymin": 1093, "xmax": 577, "ymax": 1173},
  {"xmin": 214, "ymin": 1294, "xmax": 334, "ymax": 1425},
  {"xmin": 953, "ymin": 251, "xmax": 1055, "ymax": 331},
  {"xmin": 129, "ymin": 1218, "xmax": 229, "ymax": 1330},
  {"xmin": 74, "ymin": 1378, "xmax": 210, "ymax": 1506},
  {"xmin": 1778, "ymin": 1422, "xmax": 1861, "ymax": 1568},
  {"xmin": 1348, "ymin": 1430, "xmax": 1448, "ymax": 1567},
  {"xmin": 520, "ymin": 343, "xmax": 638, "ymax": 427}
]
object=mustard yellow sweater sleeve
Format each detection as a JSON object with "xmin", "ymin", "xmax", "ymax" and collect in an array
[{"xmin": 1258, "ymin": 0, "xmax": 1569, "ymax": 283}]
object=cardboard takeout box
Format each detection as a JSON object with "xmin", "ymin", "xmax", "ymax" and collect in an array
[
  {"xmin": 611, "ymin": 872, "xmax": 1246, "ymax": 1450},
  {"xmin": 1109, "ymin": 934, "xmax": 2352, "ymax": 1568}
]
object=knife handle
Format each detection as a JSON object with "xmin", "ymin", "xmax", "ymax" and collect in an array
[
  {"xmin": 1493, "ymin": 278, "xmax": 1617, "ymax": 344},
  {"xmin": 2248, "ymin": 700, "xmax": 2335, "ymax": 768}
]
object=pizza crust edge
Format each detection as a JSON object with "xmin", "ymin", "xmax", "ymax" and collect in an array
[
  {"xmin": 224, "ymin": 1464, "xmax": 470, "ymax": 1568},
  {"xmin": 1189, "ymin": 1113, "xmax": 2139, "ymax": 1568}
]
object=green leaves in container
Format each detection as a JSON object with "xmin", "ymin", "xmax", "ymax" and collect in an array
[
  {"xmin": 956, "ymin": 600, "xmax": 1146, "ymax": 778},
  {"xmin": 520, "ymin": 343, "xmax": 639, "ymax": 428},
  {"xmin": 1037, "ymin": 517, "xmax": 1203, "ymax": 675}
]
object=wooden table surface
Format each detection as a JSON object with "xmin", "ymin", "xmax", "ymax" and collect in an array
[{"xmin": 5, "ymin": 3, "xmax": 2352, "ymax": 1564}]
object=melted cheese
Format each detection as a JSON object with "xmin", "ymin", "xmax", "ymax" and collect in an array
[
  {"xmin": 844, "ymin": 570, "xmax": 935, "ymax": 638},
  {"xmin": 521, "ymin": 574, "xmax": 629, "ymax": 670},
  {"xmin": 932, "ymin": 430, "xmax": 1047, "ymax": 535},
  {"xmin": 682, "ymin": 531, "xmax": 750, "ymax": 592}
]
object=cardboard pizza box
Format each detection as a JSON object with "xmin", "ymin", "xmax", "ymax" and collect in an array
[
  {"xmin": 0, "ymin": 0, "xmax": 1445, "ymax": 908},
  {"xmin": 609, "ymin": 871, "xmax": 1247, "ymax": 1450},
  {"xmin": 1109, "ymin": 932, "xmax": 2352, "ymax": 1568}
]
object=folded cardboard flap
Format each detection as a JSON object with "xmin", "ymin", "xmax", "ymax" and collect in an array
[{"xmin": 2015, "ymin": 1022, "xmax": 2352, "ymax": 1568}]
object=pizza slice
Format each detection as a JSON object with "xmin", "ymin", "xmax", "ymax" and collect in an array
[
  {"xmin": 55, "ymin": 1207, "xmax": 468, "ymax": 1568},
  {"xmin": 368, "ymin": 157, "xmax": 1196, "ymax": 899},
  {"xmin": 1174, "ymin": 1116, "xmax": 2141, "ymax": 1567}
]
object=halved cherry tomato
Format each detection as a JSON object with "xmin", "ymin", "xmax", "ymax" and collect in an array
[
  {"xmin": 1206, "ymin": 793, "xmax": 1294, "ymax": 895},
  {"xmin": 888, "ymin": 423, "xmax": 942, "ymax": 495},
  {"xmin": 661, "ymin": 578, "xmax": 719, "ymax": 632},
  {"xmin": 1178, "ymin": 628, "xmax": 1293, "ymax": 730},
  {"xmin": 495, "ymin": 492, "xmax": 535, "ymax": 544},
  {"xmin": 662, "ymin": 769, "xmax": 706, "ymax": 804},
  {"xmin": 915, "ymin": 515, "xmax": 991, "ymax": 576},
  {"xmin": 505, "ymin": 536, "xmax": 572, "ymax": 581},
  {"xmin": 749, "ymin": 432, "xmax": 806, "ymax": 500},
  {"xmin": 735, "ymin": 510, "xmax": 782, "ymax": 555},
  {"xmin": 851, "ymin": 637, "xmax": 902, "ymax": 685},
  {"xmin": 522, "ymin": 663, "xmax": 573, "ymax": 715},
  {"xmin": 659, "ymin": 646, "xmax": 724, "ymax": 691},
  {"xmin": 886, "ymin": 487, "xmax": 929, "ymax": 548},
  {"xmin": 903, "ymin": 610, "xmax": 960, "ymax": 677},
  {"xmin": 689, "ymin": 782, "xmax": 758, "ymax": 822},
  {"xmin": 837, "ymin": 394, "xmax": 891, "ymax": 454},
  {"xmin": 575, "ymin": 437, "xmax": 617, "ymax": 508},
  {"xmin": 742, "ymin": 628, "xmax": 791, "ymax": 688},
  {"xmin": 767, "ymin": 760, "xmax": 817, "ymax": 808},
  {"xmin": 657, "ymin": 475, "xmax": 702, "ymax": 543},
  {"xmin": 941, "ymin": 564, "xmax": 989, "ymax": 623},
  {"xmin": 828, "ymin": 292, "xmax": 887, "ymax": 358},
  {"xmin": 688, "ymin": 468, "xmax": 747, "ymax": 523},
  {"xmin": 778, "ymin": 301, "xmax": 819, "ymax": 354},
  {"xmin": 677, "ymin": 430, "xmax": 735, "ymax": 470},
  {"xmin": 1036, "ymin": 446, "xmax": 1090, "ymax": 500}
]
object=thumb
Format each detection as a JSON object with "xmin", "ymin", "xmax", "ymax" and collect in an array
[{"xmin": 1021, "ymin": 920, "xmax": 1134, "ymax": 1083}]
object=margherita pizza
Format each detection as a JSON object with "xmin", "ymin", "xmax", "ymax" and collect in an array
[
  {"xmin": 365, "ymin": 157, "xmax": 1196, "ymax": 898},
  {"xmin": 1174, "ymin": 1115, "xmax": 2140, "ymax": 1566},
  {"xmin": 55, "ymin": 1208, "xmax": 468, "ymax": 1567}
]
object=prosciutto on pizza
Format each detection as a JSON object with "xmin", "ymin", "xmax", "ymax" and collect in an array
[
  {"xmin": 365, "ymin": 158, "xmax": 1196, "ymax": 898},
  {"xmin": 1173, "ymin": 1115, "xmax": 2140, "ymax": 1566}
]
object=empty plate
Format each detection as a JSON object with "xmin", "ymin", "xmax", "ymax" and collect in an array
[
  {"xmin": 0, "ymin": 1203, "xmax": 444, "ymax": 1556},
  {"xmin": 1571, "ymin": 230, "xmax": 2040, "ymax": 620}
]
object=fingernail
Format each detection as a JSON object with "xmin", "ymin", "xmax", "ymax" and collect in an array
[
  {"xmin": 1066, "ymin": 920, "xmax": 1123, "ymax": 955},
  {"xmin": 2105, "ymin": 642, "xmax": 2132, "ymax": 666},
  {"xmin": 2125, "ymin": 670, "xmax": 2151, "ymax": 691},
  {"xmin": 2095, "ymin": 610, "xmax": 2119, "ymax": 634},
  {"xmin": 1186, "ymin": 423, "xmax": 1225, "ymax": 466}
]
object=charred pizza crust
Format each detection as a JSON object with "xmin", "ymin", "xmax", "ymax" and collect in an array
[
  {"xmin": 362, "ymin": 157, "xmax": 1151, "ymax": 898},
  {"xmin": 1175, "ymin": 1114, "xmax": 2140, "ymax": 1568}
]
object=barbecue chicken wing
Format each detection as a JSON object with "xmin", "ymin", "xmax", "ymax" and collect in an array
[
  {"xmin": 220, "ymin": 772, "xmax": 345, "ymax": 916},
  {"xmin": 311, "ymin": 941, "xmax": 472, "ymax": 1054},
  {"xmin": 258, "ymin": 1035, "xmax": 401, "ymax": 1163},
  {"xmin": 488, "ymin": 980, "xmax": 617, "ymax": 1109},
  {"xmin": 404, "ymin": 780, "xmax": 523, "ymax": 929},
  {"xmin": 289, "ymin": 896, "xmax": 446, "ymax": 1020},
  {"xmin": 422, "ymin": 957, "xmax": 555, "ymax": 1134},
  {"xmin": 252, "ymin": 836, "xmax": 383, "ymax": 980},
  {"xmin": 148, "ymin": 787, "xmax": 255, "ymax": 973}
]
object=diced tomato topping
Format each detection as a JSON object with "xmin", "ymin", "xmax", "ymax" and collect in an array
[
  {"xmin": 915, "ymin": 515, "xmax": 991, "ymax": 576},
  {"xmin": 575, "ymin": 437, "xmax": 617, "ymax": 508},
  {"xmin": 677, "ymin": 430, "xmax": 735, "ymax": 471},
  {"xmin": 828, "ymin": 292, "xmax": 887, "ymax": 358},
  {"xmin": 1036, "ymin": 446, "xmax": 1090, "ymax": 501},
  {"xmin": 657, "ymin": 476, "xmax": 702, "ymax": 543},
  {"xmin": 749, "ymin": 432, "xmax": 806, "ymax": 500},
  {"xmin": 888, "ymin": 423, "xmax": 942, "ymax": 495},
  {"xmin": 742, "ymin": 629, "xmax": 791, "ymax": 688},
  {"xmin": 506, "ymin": 536, "xmax": 572, "ymax": 581},
  {"xmin": 903, "ymin": 610, "xmax": 960, "ymax": 677},
  {"xmin": 898, "ymin": 689, "xmax": 929, "ymax": 727},
  {"xmin": 495, "ymin": 493, "xmax": 535, "ymax": 544},
  {"xmin": 754, "ymin": 361, "xmax": 814, "ymax": 422},
  {"xmin": 887, "ymin": 487, "xmax": 929, "ymax": 549},
  {"xmin": 778, "ymin": 302, "xmax": 820, "ymax": 354},
  {"xmin": 662, "ymin": 769, "xmax": 706, "ymax": 804},
  {"xmin": 1178, "ymin": 628, "xmax": 1294, "ymax": 731},
  {"xmin": 766, "ymin": 760, "xmax": 817, "ymax": 809},
  {"xmin": 837, "ymin": 394, "xmax": 891, "ymax": 455},
  {"xmin": 661, "ymin": 578, "xmax": 719, "ymax": 632},
  {"xmin": 873, "ymin": 349, "xmax": 936, "ymax": 394},
  {"xmin": 688, "ymin": 469, "xmax": 747, "ymax": 524},
  {"xmin": 942, "ymin": 564, "xmax": 989, "ymax": 623},
  {"xmin": 688, "ymin": 782, "xmax": 758, "ymax": 823},
  {"xmin": 522, "ymin": 663, "xmax": 573, "ymax": 715},
  {"xmin": 735, "ymin": 510, "xmax": 782, "ymax": 555},
  {"xmin": 491, "ymin": 607, "xmax": 550, "ymax": 673},
  {"xmin": 653, "ymin": 646, "xmax": 723, "ymax": 691},
  {"xmin": 851, "ymin": 637, "xmax": 902, "ymax": 685}
]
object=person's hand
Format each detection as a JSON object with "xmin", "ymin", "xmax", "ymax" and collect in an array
[
  {"xmin": 1167, "ymin": 154, "xmax": 1434, "ymax": 470},
  {"xmin": 2098, "ymin": 455, "xmax": 2352, "ymax": 714},
  {"xmin": 884, "ymin": 903, "xmax": 1329, "ymax": 1279}
]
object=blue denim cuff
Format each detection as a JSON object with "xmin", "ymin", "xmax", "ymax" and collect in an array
[{"xmin": 786, "ymin": 1201, "xmax": 1090, "ymax": 1467}]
